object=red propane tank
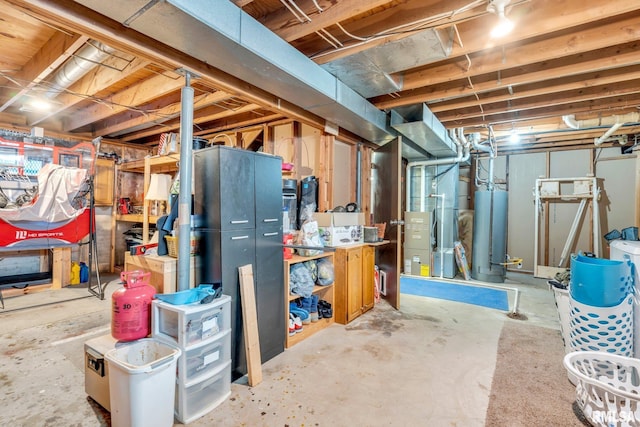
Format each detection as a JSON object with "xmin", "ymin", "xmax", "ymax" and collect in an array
[{"xmin": 111, "ymin": 270, "xmax": 156, "ymax": 341}]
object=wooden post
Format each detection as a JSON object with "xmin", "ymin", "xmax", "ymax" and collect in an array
[
  {"xmin": 238, "ymin": 264, "xmax": 262, "ymax": 386},
  {"xmin": 52, "ymin": 247, "xmax": 71, "ymax": 289}
]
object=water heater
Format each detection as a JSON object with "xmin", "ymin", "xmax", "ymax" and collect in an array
[{"xmin": 471, "ymin": 189, "xmax": 508, "ymax": 283}]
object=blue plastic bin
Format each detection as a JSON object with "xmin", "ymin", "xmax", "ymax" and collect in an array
[{"xmin": 569, "ymin": 253, "xmax": 633, "ymax": 307}]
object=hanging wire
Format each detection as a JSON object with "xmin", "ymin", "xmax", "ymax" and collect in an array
[{"xmin": 312, "ymin": 0, "xmax": 487, "ymax": 59}]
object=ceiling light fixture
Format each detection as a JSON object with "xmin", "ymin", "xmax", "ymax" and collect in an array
[
  {"xmin": 487, "ymin": 0, "xmax": 514, "ymax": 38},
  {"xmin": 509, "ymin": 129, "xmax": 520, "ymax": 144},
  {"xmin": 19, "ymin": 98, "xmax": 53, "ymax": 113}
]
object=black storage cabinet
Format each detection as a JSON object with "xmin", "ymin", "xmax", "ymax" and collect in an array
[{"xmin": 194, "ymin": 145, "xmax": 284, "ymax": 378}]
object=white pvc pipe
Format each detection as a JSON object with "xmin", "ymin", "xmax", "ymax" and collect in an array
[{"xmin": 594, "ymin": 122, "xmax": 623, "ymax": 146}]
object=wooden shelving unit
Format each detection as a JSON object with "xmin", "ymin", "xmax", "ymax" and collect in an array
[
  {"xmin": 284, "ymin": 252, "xmax": 335, "ymax": 348},
  {"xmin": 117, "ymin": 154, "xmax": 180, "ymax": 243}
]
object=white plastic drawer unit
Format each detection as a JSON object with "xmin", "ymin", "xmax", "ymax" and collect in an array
[
  {"xmin": 152, "ymin": 294, "xmax": 231, "ymax": 347},
  {"xmin": 178, "ymin": 328, "xmax": 231, "ymax": 385},
  {"xmin": 175, "ymin": 360, "xmax": 232, "ymax": 424}
]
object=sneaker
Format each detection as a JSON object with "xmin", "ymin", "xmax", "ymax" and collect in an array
[
  {"xmin": 318, "ymin": 300, "xmax": 332, "ymax": 318},
  {"xmin": 290, "ymin": 313, "xmax": 303, "ymax": 333},
  {"xmin": 290, "ymin": 302, "xmax": 310, "ymax": 325},
  {"xmin": 288, "ymin": 317, "xmax": 296, "ymax": 336}
]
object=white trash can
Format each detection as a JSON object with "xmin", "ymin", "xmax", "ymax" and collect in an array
[{"xmin": 105, "ymin": 338, "xmax": 181, "ymax": 427}]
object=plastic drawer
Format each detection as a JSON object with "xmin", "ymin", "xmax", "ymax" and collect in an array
[
  {"xmin": 178, "ymin": 329, "xmax": 231, "ymax": 385},
  {"xmin": 175, "ymin": 360, "xmax": 231, "ymax": 424},
  {"xmin": 152, "ymin": 295, "xmax": 231, "ymax": 347}
]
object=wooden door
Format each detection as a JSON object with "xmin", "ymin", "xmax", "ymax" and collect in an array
[
  {"xmin": 362, "ymin": 245, "xmax": 375, "ymax": 312},
  {"xmin": 346, "ymin": 247, "xmax": 363, "ymax": 322},
  {"xmin": 372, "ymin": 138, "xmax": 402, "ymax": 309}
]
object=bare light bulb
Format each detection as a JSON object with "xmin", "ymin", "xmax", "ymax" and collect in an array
[{"xmin": 491, "ymin": 11, "xmax": 514, "ymax": 38}]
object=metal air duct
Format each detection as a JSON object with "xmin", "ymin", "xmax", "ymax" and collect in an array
[
  {"xmin": 45, "ymin": 41, "xmax": 114, "ymax": 99},
  {"xmin": 73, "ymin": 0, "xmax": 394, "ymax": 144},
  {"xmin": 321, "ymin": 28, "xmax": 454, "ymax": 98},
  {"xmin": 390, "ymin": 103, "xmax": 457, "ymax": 158}
]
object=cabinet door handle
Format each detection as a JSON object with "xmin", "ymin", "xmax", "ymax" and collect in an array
[
  {"xmin": 263, "ymin": 232, "xmax": 278, "ymax": 237},
  {"xmin": 231, "ymin": 235, "xmax": 250, "ymax": 240},
  {"xmin": 262, "ymin": 218, "xmax": 278, "ymax": 223},
  {"xmin": 230, "ymin": 220, "xmax": 249, "ymax": 224}
]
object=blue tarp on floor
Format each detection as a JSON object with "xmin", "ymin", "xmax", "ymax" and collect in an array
[{"xmin": 400, "ymin": 276, "xmax": 509, "ymax": 311}]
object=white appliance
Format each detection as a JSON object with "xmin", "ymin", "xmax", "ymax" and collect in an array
[{"xmin": 609, "ymin": 239, "xmax": 640, "ymax": 358}]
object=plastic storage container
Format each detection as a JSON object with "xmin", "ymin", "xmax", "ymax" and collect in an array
[
  {"xmin": 564, "ymin": 351, "xmax": 640, "ymax": 427},
  {"xmin": 175, "ymin": 360, "xmax": 232, "ymax": 424},
  {"xmin": 569, "ymin": 253, "xmax": 632, "ymax": 307},
  {"xmin": 105, "ymin": 338, "xmax": 181, "ymax": 427},
  {"xmin": 569, "ymin": 295, "xmax": 634, "ymax": 356},
  {"xmin": 178, "ymin": 328, "xmax": 231, "ymax": 385},
  {"xmin": 152, "ymin": 295, "xmax": 231, "ymax": 347}
]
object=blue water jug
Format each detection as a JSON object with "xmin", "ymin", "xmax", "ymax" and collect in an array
[{"xmin": 79, "ymin": 262, "xmax": 89, "ymax": 283}]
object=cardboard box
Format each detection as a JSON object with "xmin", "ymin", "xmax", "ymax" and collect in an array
[
  {"xmin": 404, "ymin": 247, "xmax": 431, "ymax": 276},
  {"xmin": 315, "ymin": 212, "xmax": 365, "ymax": 246}
]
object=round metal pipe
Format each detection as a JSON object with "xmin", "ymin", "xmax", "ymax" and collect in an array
[{"xmin": 177, "ymin": 73, "xmax": 194, "ymax": 291}]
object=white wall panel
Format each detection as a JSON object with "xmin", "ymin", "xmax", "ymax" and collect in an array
[
  {"xmin": 548, "ymin": 150, "xmax": 592, "ymax": 265},
  {"xmin": 507, "ymin": 152, "xmax": 547, "ymax": 272},
  {"xmin": 594, "ymin": 148, "xmax": 635, "ymax": 257}
]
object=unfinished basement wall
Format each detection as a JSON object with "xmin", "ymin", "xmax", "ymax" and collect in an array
[
  {"xmin": 475, "ymin": 146, "xmax": 636, "ymax": 276},
  {"xmin": 594, "ymin": 146, "xmax": 636, "ymax": 257},
  {"xmin": 332, "ymin": 140, "xmax": 352, "ymax": 209}
]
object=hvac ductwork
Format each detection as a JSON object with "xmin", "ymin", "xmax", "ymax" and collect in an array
[
  {"xmin": 562, "ymin": 112, "xmax": 640, "ymax": 146},
  {"xmin": 45, "ymin": 41, "xmax": 114, "ymax": 99},
  {"xmin": 390, "ymin": 104, "xmax": 457, "ymax": 158},
  {"xmin": 72, "ymin": 0, "xmax": 394, "ymax": 144}
]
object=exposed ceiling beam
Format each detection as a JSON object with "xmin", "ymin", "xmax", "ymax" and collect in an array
[
  {"xmin": 264, "ymin": 0, "xmax": 395, "ymax": 42},
  {"xmin": 4, "ymin": 0, "xmax": 327, "ymax": 132},
  {"xmin": 64, "ymin": 69, "xmax": 184, "ymax": 131},
  {"xmin": 442, "ymin": 96, "xmax": 640, "ymax": 127},
  {"xmin": 232, "ymin": 0, "xmax": 255, "ymax": 7},
  {"xmin": 373, "ymin": 41, "xmax": 640, "ymax": 109},
  {"xmin": 436, "ymin": 82, "xmax": 640, "ymax": 123},
  {"xmin": 0, "ymin": 32, "xmax": 88, "ymax": 112},
  {"xmin": 28, "ymin": 54, "xmax": 148, "ymax": 126},
  {"xmin": 194, "ymin": 112, "xmax": 283, "ymax": 138},
  {"xmin": 93, "ymin": 90, "xmax": 235, "ymax": 137},
  {"xmin": 429, "ymin": 66, "xmax": 640, "ymax": 113},
  {"xmin": 120, "ymin": 103, "xmax": 263, "ymax": 142},
  {"xmin": 400, "ymin": 13, "xmax": 640, "ymax": 92}
]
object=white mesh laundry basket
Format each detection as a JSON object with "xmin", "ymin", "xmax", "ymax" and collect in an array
[
  {"xmin": 569, "ymin": 295, "xmax": 634, "ymax": 356},
  {"xmin": 564, "ymin": 351, "xmax": 640, "ymax": 426}
]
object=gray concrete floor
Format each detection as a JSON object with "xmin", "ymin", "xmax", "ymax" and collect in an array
[{"xmin": 0, "ymin": 272, "xmax": 559, "ymax": 426}]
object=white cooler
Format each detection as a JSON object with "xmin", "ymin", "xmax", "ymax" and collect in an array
[
  {"xmin": 84, "ymin": 334, "xmax": 118, "ymax": 411},
  {"xmin": 609, "ymin": 239, "xmax": 640, "ymax": 358}
]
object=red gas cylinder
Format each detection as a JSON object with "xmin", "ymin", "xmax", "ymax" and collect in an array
[{"xmin": 111, "ymin": 270, "xmax": 156, "ymax": 341}]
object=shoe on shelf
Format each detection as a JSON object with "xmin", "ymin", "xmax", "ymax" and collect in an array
[
  {"xmin": 290, "ymin": 302, "xmax": 310, "ymax": 325},
  {"xmin": 289, "ymin": 313, "xmax": 303, "ymax": 333},
  {"xmin": 288, "ymin": 316, "xmax": 296, "ymax": 336},
  {"xmin": 302, "ymin": 294, "xmax": 320, "ymax": 322},
  {"xmin": 318, "ymin": 300, "xmax": 332, "ymax": 318}
]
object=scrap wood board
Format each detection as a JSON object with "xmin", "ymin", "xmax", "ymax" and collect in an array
[{"xmin": 238, "ymin": 264, "xmax": 262, "ymax": 386}]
